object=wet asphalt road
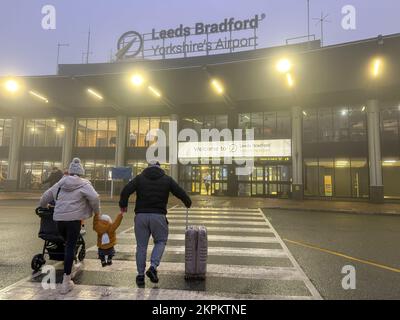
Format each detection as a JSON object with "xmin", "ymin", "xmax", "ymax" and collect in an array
[
  {"xmin": 265, "ymin": 209, "xmax": 400, "ymax": 299},
  {"xmin": 0, "ymin": 199, "xmax": 399, "ymax": 299}
]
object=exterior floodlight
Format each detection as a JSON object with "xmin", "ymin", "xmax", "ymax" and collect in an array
[
  {"xmin": 131, "ymin": 74, "xmax": 144, "ymax": 87},
  {"xmin": 371, "ymin": 58, "xmax": 382, "ymax": 78},
  {"xmin": 361, "ymin": 106, "xmax": 366, "ymax": 112},
  {"xmin": 276, "ymin": 59, "xmax": 292, "ymax": 73},
  {"xmin": 4, "ymin": 79, "xmax": 19, "ymax": 93},
  {"xmin": 29, "ymin": 91, "xmax": 49, "ymax": 103},
  {"xmin": 286, "ymin": 73, "xmax": 294, "ymax": 88},
  {"xmin": 211, "ymin": 79, "xmax": 224, "ymax": 95},
  {"xmin": 87, "ymin": 88, "xmax": 103, "ymax": 100},
  {"xmin": 148, "ymin": 85, "xmax": 162, "ymax": 98}
]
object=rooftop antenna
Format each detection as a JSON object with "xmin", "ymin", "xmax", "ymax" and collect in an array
[
  {"xmin": 307, "ymin": 0, "xmax": 311, "ymax": 41},
  {"xmin": 56, "ymin": 43, "xmax": 69, "ymax": 70},
  {"xmin": 83, "ymin": 27, "xmax": 93, "ymax": 64},
  {"xmin": 313, "ymin": 12, "xmax": 331, "ymax": 47}
]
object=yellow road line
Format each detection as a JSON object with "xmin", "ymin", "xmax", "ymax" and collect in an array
[{"xmin": 284, "ymin": 238, "xmax": 400, "ymax": 274}]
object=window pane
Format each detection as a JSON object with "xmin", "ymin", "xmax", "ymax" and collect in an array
[
  {"xmin": 24, "ymin": 120, "xmax": 35, "ymax": 146},
  {"xmin": 108, "ymin": 120, "xmax": 117, "ymax": 147},
  {"xmin": 77, "ymin": 120, "xmax": 87, "ymax": 147},
  {"xmin": 238, "ymin": 114, "xmax": 251, "ymax": 139},
  {"xmin": 303, "ymin": 110, "xmax": 317, "ymax": 143},
  {"xmin": 138, "ymin": 118, "xmax": 149, "ymax": 147},
  {"xmin": 334, "ymin": 158, "xmax": 351, "ymax": 197},
  {"xmin": 252, "ymin": 112, "xmax": 264, "ymax": 139},
  {"xmin": 263, "ymin": 112, "xmax": 276, "ymax": 139},
  {"xmin": 304, "ymin": 159, "xmax": 319, "ymax": 196},
  {"xmin": 34, "ymin": 120, "xmax": 46, "ymax": 146},
  {"xmin": 383, "ymin": 158, "xmax": 400, "ymax": 198},
  {"xmin": 333, "ymin": 108, "xmax": 349, "ymax": 142},
  {"xmin": 215, "ymin": 115, "xmax": 228, "ymax": 131},
  {"xmin": 2, "ymin": 119, "xmax": 12, "ymax": 146},
  {"xmin": 381, "ymin": 109, "xmax": 398, "ymax": 140},
  {"xmin": 277, "ymin": 111, "xmax": 291, "ymax": 138},
  {"xmin": 319, "ymin": 159, "xmax": 334, "ymax": 197},
  {"xmin": 204, "ymin": 115, "xmax": 215, "ymax": 130},
  {"xmin": 149, "ymin": 118, "xmax": 160, "ymax": 146},
  {"xmin": 86, "ymin": 120, "xmax": 97, "ymax": 147},
  {"xmin": 349, "ymin": 107, "xmax": 367, "ymax": 141},
  {"xmin": 351, "ymin": 158, "xmax": 369, "ymax": 198},
  {"xmin": 128, "ymin": 118, "xmax": 139, "ymax": 147},
  {"xmin": 318, "ymin": 108, "xmax": 333, "ymax": 142},
  {"xmin": 96, "ymin": 119, "xmax": 108, "ymax": 147},
  {"xmin": 45, "ymin": 120, "xmax": 57, "ymax": 147}
]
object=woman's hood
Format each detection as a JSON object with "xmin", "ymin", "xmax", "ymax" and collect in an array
[{"xmin": 59, "ymin": 175, "xmax": 90, "ymax": 191}]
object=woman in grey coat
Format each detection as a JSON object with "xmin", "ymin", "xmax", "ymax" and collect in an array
[{"xmin": 39, "ymin": 158, "xmax": 100, "ymax": 294}]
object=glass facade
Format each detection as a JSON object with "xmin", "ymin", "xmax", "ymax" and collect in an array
[
  {"xmin": 128, "ymin": 160, "xmax": 171, "ymax": 177},
  {"xmin": 81, "ymin": 160, "xmax": 115, "ymax": 191},
  {"xmin": 128, "ymin": 117, "xmax": 170, "ymax": 147},
  {"xmin": 76, "ymin": 118, "xmax": 117, "ymax": 147},
  {"xmin": 23, "ymin": 119, "xmax": 64, "ymax": 147},
  {"xmin": 382, "ymin": 158, "xmax": 400, "ymax": 199},
  {"xmin": 0, "ymin": 160, "xmax": 8, "ymax": 188},
  {"xmin": 20, "ymin": 161, "xmax": 62, "ymax": 190},
  {"xmin": 0, "ymin": 119, "xmax": 12, "ymax": 146},
  {"xmin": 238, "ymin": 164, "xmax": 291, "ymax": 198},
  {"xmin": 238, "ymin": 111, "xmax": 291, "ymax": 139},
  {"xmin": 303, "ymin": 106, "xmax": 367, "ymax": 143},
  {"xmin": 304, "ymin": 158, "xmax": 369, "ymax": 198},
  {"xmin": 179, "ymin": 164, "xmax": 228, "ymax": 196}
]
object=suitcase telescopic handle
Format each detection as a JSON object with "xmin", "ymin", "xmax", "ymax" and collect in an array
[{"xmin": 186, "ymin": 207, "xmax": 189, "ymax": 230}]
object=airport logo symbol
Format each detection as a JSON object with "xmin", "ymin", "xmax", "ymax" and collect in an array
[{"xmin": 116, "ymin": 31, "xmax": 144, "ymax": 60}]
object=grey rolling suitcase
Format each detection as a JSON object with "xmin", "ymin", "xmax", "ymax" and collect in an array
[{"xmin": 184, "ymin": 208, "xmax": 208, "ymax": 280}]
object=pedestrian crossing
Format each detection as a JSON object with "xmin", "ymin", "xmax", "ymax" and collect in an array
[{"xmin": 0, "ymin": 206, "xmax": 322, "ymax": 300}]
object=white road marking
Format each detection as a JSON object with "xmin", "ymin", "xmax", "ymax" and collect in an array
[
  {"xmin": 166, "ymin": 219, "xmax": 268, "ymax": 226},
  {"xmin": 91, "ymin": 244, "xmax": 288, "ymax": 258},
  {"xmin": 81, "ymin": 259, "xmax": 305, "ymax": 281},
  {"xmin": 119, "ymin": 232, "xmax": 280, "ymax": 243},
  {"xmin": 0, "ymin": 282, "xmax": 315, "ymax": 300},
  {"xmin": 167, "ymin": 214, "xmax": 265, "ymax": 221}
]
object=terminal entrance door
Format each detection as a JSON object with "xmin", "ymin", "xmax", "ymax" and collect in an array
[
  {"xmin": 250, "ymin": 165, "xmax": 291, "ymax": 198},
  {"xmin": 181, "ymin": 165, "xmax": 228, "ymax": 196}
]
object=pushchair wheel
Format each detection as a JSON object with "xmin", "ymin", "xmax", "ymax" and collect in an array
[
  {"xmin": 31, "ymin": 254, "xmax": 46, "ymax": 272},
  {"xmin": 78, "ymin": 246, "xmax": 86, "ymax": 262}
]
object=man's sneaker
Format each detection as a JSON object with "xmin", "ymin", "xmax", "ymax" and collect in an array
[
  {"xmin": 136, "ymin": 275, "xmax": 145, "ymax": 287},
  {"xmin": 101, "ymin": 261, "xmax": 107, "ymax": 267},
  {"xmin": 106, "ymin": 259, "xmax": 113, "ymax": 266},
  {"xmin": 146, "ymin": 266, "xmax": 159, "ymax": 283}
]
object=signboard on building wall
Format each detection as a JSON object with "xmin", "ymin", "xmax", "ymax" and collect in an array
[
  {"xmin": 116, "ymin": 13, "xmax": 266, "ymax": 60},
  {"xmin": 324, "ymin": 175, "xmax": 333, "ymax": 196},
  {"xmin": 178, "ymin": 139, "xmax": 291, "ymax": 159}
]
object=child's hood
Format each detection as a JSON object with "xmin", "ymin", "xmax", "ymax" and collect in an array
[{"xmin": 95, "ymin": 219, "xmax": 112, "ymax": 234}]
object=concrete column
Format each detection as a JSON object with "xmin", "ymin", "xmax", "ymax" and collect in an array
[
  {"xmin": 115, "ymin": 115, "xmax": 127, "ymax": 167},
  {"xmin": 367, "ymin": 99, "xmax": 384, "ymax": 203},
  {"xmin": 291, "ymin": 106, "xmax": 303, "ymax": 200},
  {"xmin": 61, "ymin": 117, "xmax": 75, "ymax": 170},
  {"xmin": 170, "ymin": 114, "xmax": 179, "ymax": 181},
  {"xmin": 5, "ymin": 117, "xmax": 23, "ymax": 190}
]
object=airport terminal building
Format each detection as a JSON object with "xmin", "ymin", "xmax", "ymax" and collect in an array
[{"xmin": 0, "ymin": 33, "xmax": 400, "ymax": 203}]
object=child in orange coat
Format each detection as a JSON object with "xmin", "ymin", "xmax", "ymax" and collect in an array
[{"xmin": 93, "ymin": 212, "xmax": 123, "ymax": 267}]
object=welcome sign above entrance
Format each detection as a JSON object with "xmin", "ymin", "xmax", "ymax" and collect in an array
[{"xmin": 178, "ymin": 139, "xmax": 291, "ymax": 159}]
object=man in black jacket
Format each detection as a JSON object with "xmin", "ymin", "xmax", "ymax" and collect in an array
[
  {"xmin": 119, "ymin": 161, "xmax": 192, "ymax": 287},
  {"xmin": 42, "ymin": 167, "xmax": 63, "ymax": 187}
]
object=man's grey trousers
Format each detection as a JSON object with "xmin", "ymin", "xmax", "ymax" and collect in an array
[{"xmin": 134, "ymin": 213, "xmax": 169, "ymax": 275}]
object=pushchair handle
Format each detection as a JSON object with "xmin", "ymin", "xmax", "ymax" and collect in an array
[{"xmin": 35, "ymin": 206, "xmax": 54, "ymax": 218}]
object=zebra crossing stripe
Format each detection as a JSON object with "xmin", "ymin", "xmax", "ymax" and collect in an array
[
  {"xmin": 118, "ymin": 233, "xmax": 280, "ymax": 243},
  {"xmin": 81, "ymin": 259, "xmax": 305, "ymax": 281},
  {"xmin": 89, "ymin": 244, "xmax": 288, "ymax": 258},
  {"xmin": 0, "ymin": 282, "xmax": 316, "ymax": 300},
  {"xmin": 166, "ymin": 219, "xmax": 267, "ymax": 226},
  {"xmin": 167, "ymin": 214, "xmax": 265, "ymax": 221}
]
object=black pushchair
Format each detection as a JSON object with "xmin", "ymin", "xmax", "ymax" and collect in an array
[{"xmin": 31, "ymin": 207, "xmax": 86, "ymax": 272}]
